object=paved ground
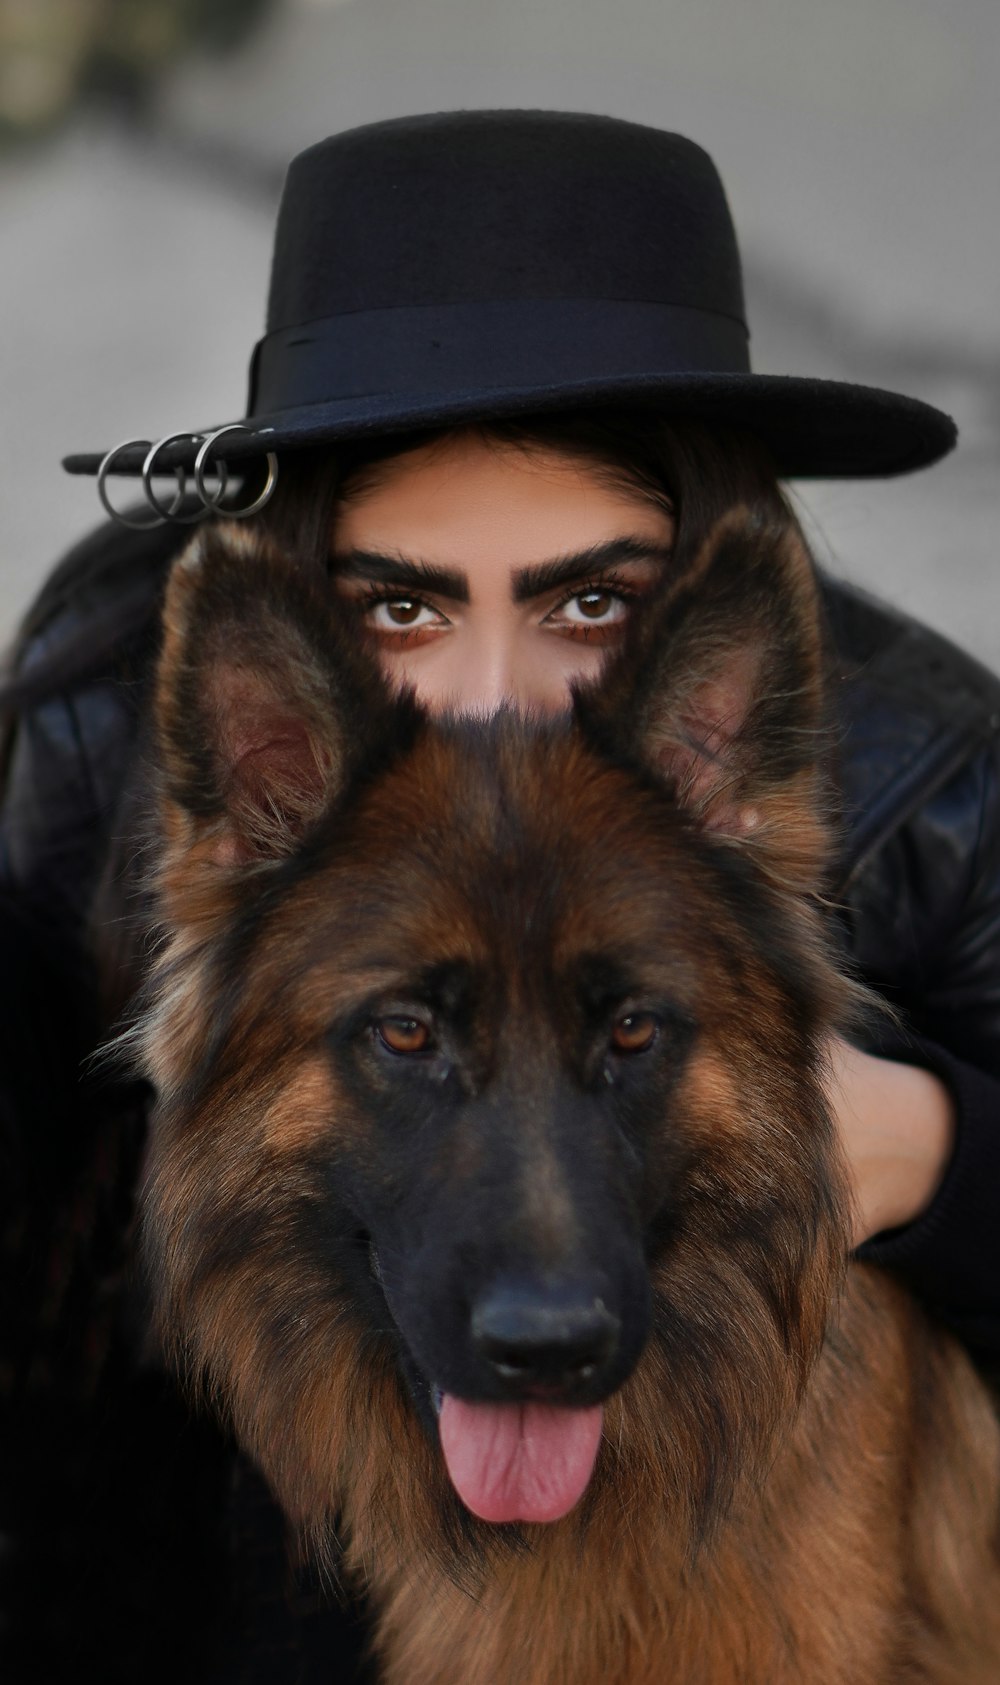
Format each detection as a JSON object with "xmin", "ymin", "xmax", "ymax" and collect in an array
[{"xmin": 2, "ymin": 0, "xmax": 997, "ymax": 666}]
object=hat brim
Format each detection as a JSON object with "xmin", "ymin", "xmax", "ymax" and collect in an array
[{"xmin": 62, "ymin": 370, "xmax": 956, "ymax": 482}]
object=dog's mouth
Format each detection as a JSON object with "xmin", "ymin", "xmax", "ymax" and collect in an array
[{"xmin": 371, "ymin": 1244, "xmax": 605, "ymax": 1525}]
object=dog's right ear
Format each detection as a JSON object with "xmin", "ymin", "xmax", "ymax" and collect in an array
[
  {"xmin": 155, "ymin": 523, "xmax": 412, "ymax": 869},
  {"xmin": 576, "ymin": 507, "xmax": 830, "ymax": 893}
]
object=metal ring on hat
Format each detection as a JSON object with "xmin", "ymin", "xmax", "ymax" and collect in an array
[
  {"xmin": 98, "ymin": 438, "xmax": 185, "ymax": 529},
  {"xmin": 194, "ymin": 424, "xmax": 279, "ymax": 519},
  {"xmin": 142, "ymin": 433, "xmax": 218, "ymax": 523}
]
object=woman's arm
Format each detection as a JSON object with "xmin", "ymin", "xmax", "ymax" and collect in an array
[{"xmin": 825, "ymin": 1034, "xmax": 956, "ymax": 1247}]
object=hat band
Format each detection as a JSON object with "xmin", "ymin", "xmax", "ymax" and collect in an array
[{"xmin": 247, "ymin": 299, "xmax": 750, "ymax": 415}]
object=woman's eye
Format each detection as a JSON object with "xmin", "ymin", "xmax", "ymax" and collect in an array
[
  {"xmin": 367, "ymin": 597, "xmax": 444, "ymax": 632},
  {"xmin": 545, "ymin": 585, "xmax": 633, "ymax": 633},
  {"xmin": 570, "ymin": 589, "xmax": 627, "ymax": 623}
]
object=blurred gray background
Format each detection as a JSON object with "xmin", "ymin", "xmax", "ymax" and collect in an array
[{"xmin": 2, "ymin": 0, "xmax": 998, "ymax": 664}]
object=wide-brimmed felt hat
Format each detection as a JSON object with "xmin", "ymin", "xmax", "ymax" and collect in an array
[{"xmin": 63, "ymin": 108, "xmax": 956, "ymax": 486}]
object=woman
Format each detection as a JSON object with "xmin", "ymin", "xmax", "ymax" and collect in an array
[{"xmin": 2, "ymin": 110, "xmax": 998, "ymax": 1682}]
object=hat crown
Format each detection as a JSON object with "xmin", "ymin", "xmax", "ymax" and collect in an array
[{"xmin": 265, "ymin": 109, "xmax": 747, "ymax": 335}]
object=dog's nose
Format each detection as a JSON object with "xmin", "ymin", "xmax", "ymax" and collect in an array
[{"xmin": 471, "ymin": 1280, "xmax": 621, "ymax": 1395}]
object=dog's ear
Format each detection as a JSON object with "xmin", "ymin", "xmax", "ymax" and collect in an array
[
  {"xmin": 155, "ymin": 522, "xmax": 411, "ymax": 868},
  {"xmin": 577, "ymin": 508, "xmax": 830, "ymax": 892}
]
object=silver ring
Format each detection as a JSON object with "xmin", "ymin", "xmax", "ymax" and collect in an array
[
  {"xmin": 98, "ymin": 438, "xmax": 183, "ymax": 529},
  {"xmin": 142, "ymin": 433, "xmax": 212, "ymax": 523},
  {"xmin": 194, "ymin": 424, "xmax": 279, "ymax": 519}
]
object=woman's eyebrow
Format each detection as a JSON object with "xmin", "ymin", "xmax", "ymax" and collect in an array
[
  {"xmin": 331, "ymin": 549, "xmax": 470, "ymax": 602},
  {"xmin": 511, "ymin": 537, "xmax": 673, "ymax": 602},
  {"xmin": 330, "ymin": 535, "xmax": 672, "ymax": 604}
]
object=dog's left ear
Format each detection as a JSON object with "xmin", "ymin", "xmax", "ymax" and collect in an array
[
  {"xmin": 577, "ymin": 509, "xmax": 830, "ymax": 892},
  {"xmin": 155, "ymin": 522, "xmax": 410, "ymax": 869}
]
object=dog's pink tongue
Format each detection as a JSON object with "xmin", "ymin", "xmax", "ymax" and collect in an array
[{"xmin": 438, "ymin": 1395, "xmax": 604, "ymax": 1524}]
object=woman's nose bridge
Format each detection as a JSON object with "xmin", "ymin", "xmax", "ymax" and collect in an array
[{"xmin": 450, "ymin": 617, "xmax": 525, "ymax": 712}]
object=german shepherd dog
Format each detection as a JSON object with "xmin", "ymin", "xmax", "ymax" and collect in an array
[{"xmin": 138, "ymin": 510, "xmax": 1000, "ymax": 1683}]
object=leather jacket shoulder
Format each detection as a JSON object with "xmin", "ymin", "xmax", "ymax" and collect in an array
[
  {"xmin": 821, "ymin": 575, "xmax": 1000, "ymax": 1077},
  {"xmin": 1, "ymin": 519, "xmax": 178, "ymax": 938}
]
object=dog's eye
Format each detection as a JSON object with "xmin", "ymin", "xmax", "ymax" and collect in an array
[
  {"xmin": 375, "ymin": 1016, "xmax": 433, "ymax": 1055},
  {"xmin": 610, "ymin": 1012, "xmax": 658, "ymax": 1054}
]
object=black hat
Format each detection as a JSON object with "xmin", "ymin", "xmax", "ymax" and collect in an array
[{"xmin": 63, "ymin": 109, "xmax": 956, "ymax": 483}]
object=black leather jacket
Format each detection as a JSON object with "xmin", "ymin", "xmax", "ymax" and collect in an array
[
  {"xmin": 818, "ymin": 580, "xmax": 1000, "ymax": 1366},
  {"xmin": 2, "ymin": 520, "xmax": 999, "ymax": 1678}
]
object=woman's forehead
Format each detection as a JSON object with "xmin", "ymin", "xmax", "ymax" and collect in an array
[{"xmin": 331, "ymin": 431, "xmax": 674, "ymax": 586}]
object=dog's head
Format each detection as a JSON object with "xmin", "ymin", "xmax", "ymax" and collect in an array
[{"xmin": 139, "ymin": 511, "xmax": 852, "ymax": 1570}]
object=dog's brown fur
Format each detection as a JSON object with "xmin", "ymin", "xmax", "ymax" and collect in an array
[{"xmin": 136, "ymin": 513, "xmax": 1000, "ymax": 1683}]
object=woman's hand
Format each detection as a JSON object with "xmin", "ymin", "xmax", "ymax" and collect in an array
[{"xmin": 823, "ymin": 1033, "xmax": 957, "ymax": 1249}]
